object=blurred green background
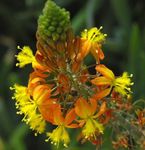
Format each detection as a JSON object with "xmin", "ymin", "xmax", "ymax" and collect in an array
[{"xmin": 0, "ymin": 0, "xmax": 145, "ymax": 150}]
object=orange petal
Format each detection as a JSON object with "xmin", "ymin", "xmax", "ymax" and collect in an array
[
  {"xmin": 98, "ymin": 46, "xmax": 104, "ymax": 60},
  {"xmin": 67, "ymin": 123, "xmax": 79, "ymax": 128},
  {"xmin": 30, "ymin": 77, "xmax": 45, "ymax": 85},
  {"xmin": 91, "ymin": 77, "xmax": 112, "ymax": 86},
  {"xmin": 29, "ymin": 70, "xmax": 48, "ymax": 79},
  {"xmin": 39, "ymin": 102, "xmax": 60, "ymax": 124},
  {"xmin": 75, "ymin": 98, "xmax": 91, "ymax": 118},
  {"xmin": 65, "ymin": 109, "xmax": 76, "ymax": 126},
  {"xmin": 33, "ymin": 85, "xmax": 51, "ymax": 104},
  {"xmin": 93, "ymin": 88, "xmax": 111, "ymax": 100},
  {"xmin": 77, "ymin": 120, "xmax": 86, "ymax": 127},
  {"xmin": 48, "ymin": 105, "xmax": 65, "ymax": 125},
  {"xmin": 95, "ymin": 102, "xmax": 107, "ymax": 118},
  {"xmin": 80, "ymin": 40, "xmax": 91, "ymax": 59},
  {"xmin": 90, "ymin": 44, "xmax": 104, "ymax": 62},
  {"xmin": 89, "ymin": 98, "xmax": 97, "ymax": 115},
  {"xmin": 53, "ymin": 109, "xmax": 65, "ymax": 125},
  {"xmin": 96, "ymin": 64, "xmax": 115, "ymax": 80},
  {"xmin": 101, "ymin": 109, "xmax": 112, "ymax": 124}
]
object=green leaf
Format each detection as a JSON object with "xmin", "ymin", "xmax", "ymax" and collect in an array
[
  {"xmin": 100, "ymin": 127, "xmax": 113, "ymax": 150},
  {"xmin": 86, "ymin": 0, "xmax": 103, "ymax": 27},
  {"xmin": 72, "ymin": 0, "xmax": 104, "ymax": 33},
  {"xmin": 6, "ymin": 124, "xmax": 29, "ymax": 150},
  {"xmin": 72, "ymin": 6, "xmax": 87, "ymax": 33},
  {"xmin": 128, "ymin": 24, "xmax": 145, "ymax": 99},
  {"xmin": 110, "ymin": 0, "xmax": 131, "ymax": 26},
  {"xmin": 0, "ymin": 137, "xmax": 5, "ymax": 150}
]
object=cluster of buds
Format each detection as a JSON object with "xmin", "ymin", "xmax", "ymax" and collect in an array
[{"xmin": 10, "ymin": 0, "xmax": 144, "ymax": 148}]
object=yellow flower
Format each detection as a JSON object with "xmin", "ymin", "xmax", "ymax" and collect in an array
[
  {"xmin": 81, "ymin": 27, "xmax": 107, "ymax": 43},
  {"xmin": 91, "ymin": 65, "xmax": 133, "ymax": 99},
  {"xmin": 16, "ymin": 46, "xmax": 36, "ymax": 68},
  {"xmin": 75, "ymin": 98, "xmax": 106, "ymax": 139},
  {"xmin": 46, "ymin": 126, "xmax": 70, "ymax": 148},
  {"xmin": 113, "ymin": 72, "xmax": 133, "ymax": 96},
  {"xmin": 10, "ymin": 84, "xmax": 47, "ymax": 135},
  {"xmin": 80, "ymin": 27, "xmax": 107, "ymax": 63}
]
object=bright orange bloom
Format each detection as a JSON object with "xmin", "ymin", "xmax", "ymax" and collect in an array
[
  {"xmin": 45, "ymin": 107, "xmax": 78, "ymax": 147},
  {"xmin": 75, "ymin": 97, "xmax": 106, "ymax": 139},
  {"xmin": 91, "ymin": 64, "xmax": 133, "ymax": 99}
]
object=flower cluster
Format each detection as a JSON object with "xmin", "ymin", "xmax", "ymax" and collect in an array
[{"xmin": 11, "ymin": 0, "xmax": 144, "ymax": 149}]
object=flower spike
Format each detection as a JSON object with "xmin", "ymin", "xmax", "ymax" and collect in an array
[{"xmin": 10, "ymin": 0, "xmax": 140, "ymax": 148}]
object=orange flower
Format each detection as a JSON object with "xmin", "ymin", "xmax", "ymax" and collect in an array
[
  {"xmin": 92, "ymin": 64, "xmax": 133, "ymax": 99},
  {"xmin": 45, "ymin": 107, "xmax": 78, "ymax": 147},
  {"xmin": 75, "ymin": 97, "xmax": 106, "ymax": 139}
]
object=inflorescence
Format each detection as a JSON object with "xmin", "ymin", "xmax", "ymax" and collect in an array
[{"xmin": 10, "ymin": 0, "xmax": 144, "ymax": 149}]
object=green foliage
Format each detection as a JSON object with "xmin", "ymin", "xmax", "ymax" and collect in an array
[
  {"xmin": 0, "ymin": 0, "xmax": 145, "ymax": 149},
  {"xmin": 128, "ymin": 24, "xmax": 145, "ymax": 99},
  {"xmin": 110, "ymin": 0, "xmax": 131, "ymax": 26}
]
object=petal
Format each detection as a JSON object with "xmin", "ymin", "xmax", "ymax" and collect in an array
[
  {"xmin": 93, "ymin": 88, "xmax": 111, "ymax": 100},
  {"xmin": 91, "ymin": 77, "xmax": 111, "ymax": 86},
  {"xmin": 39, "ymin": 102, "xmax": 61, "ymax": 124},
  {"xmin": 80, "ymin": 40, "xmax": 91, "ymax": 59},
  {"xmin": 98, "ymin": 46, "xmax": 104, "ymax": 60},
  {"xmin": 101, "ymin": 109, "xmax": 112, "ymax": 124},
  {"xmin": 96, "ymin": 64, "xmax": 115, "ymax": 80},
  {"xmin": 46, "ymin": 126, "xmax": 70, "ymax": 147},
  {"xmin": 94, "ymin": 102, "xmax": 107, "ymax": 118},
  {"xmin": 53, "ymin": 107, "xmax": 64, "ymax": 125},
  {"xmin": 16, "ymin": 46, "xmax": 35, "ymax": 68},
  {"xmin": 30, "ymin": 77, "xmax": 45, "ymax": 85},
  {"xmin": 66, "ymin": 123, "xmax": 79, "ymax": 128},
  {"xmin": 33, "ymin": 85, "xmax": 51, "ymax": 104},
  {"xmin": 82, "ymin": 119, "xmax": 104, "ymax": 138},
  {"xmin": 75, "ymin": 98, "xmax": 91, "ymax": 118},
  {"xmin": 90, "ymin": 44, "xmax": 104, "ymax": 62},
  {"xmin": 65, "ymin": 109, "xmax": 76, "ymax": 126},
  {"xmin": 89, "ymin": 98, "xmax": 97, "ymax": 115}
]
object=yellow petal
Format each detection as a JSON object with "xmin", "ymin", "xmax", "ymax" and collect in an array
[
  {"xmin": 82, "ymin": 118, "xmax": 104, "ymax": 139},
  {"xmin": 46, "ymin": 126, "xmax": 70, "ymax": 147},
  {"xmin": 16, "ymin": 46, "xmax": 35, "ymax": 68}
]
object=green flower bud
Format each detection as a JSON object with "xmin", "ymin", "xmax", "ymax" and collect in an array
[{"xmin": 37, "ymin": 0, "xmax": 71, "ymax": 42}]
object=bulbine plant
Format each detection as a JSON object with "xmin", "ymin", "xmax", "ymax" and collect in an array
[{"xmin": 10, "ymin": 0, "xmax": 145, "ymax": 149}]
